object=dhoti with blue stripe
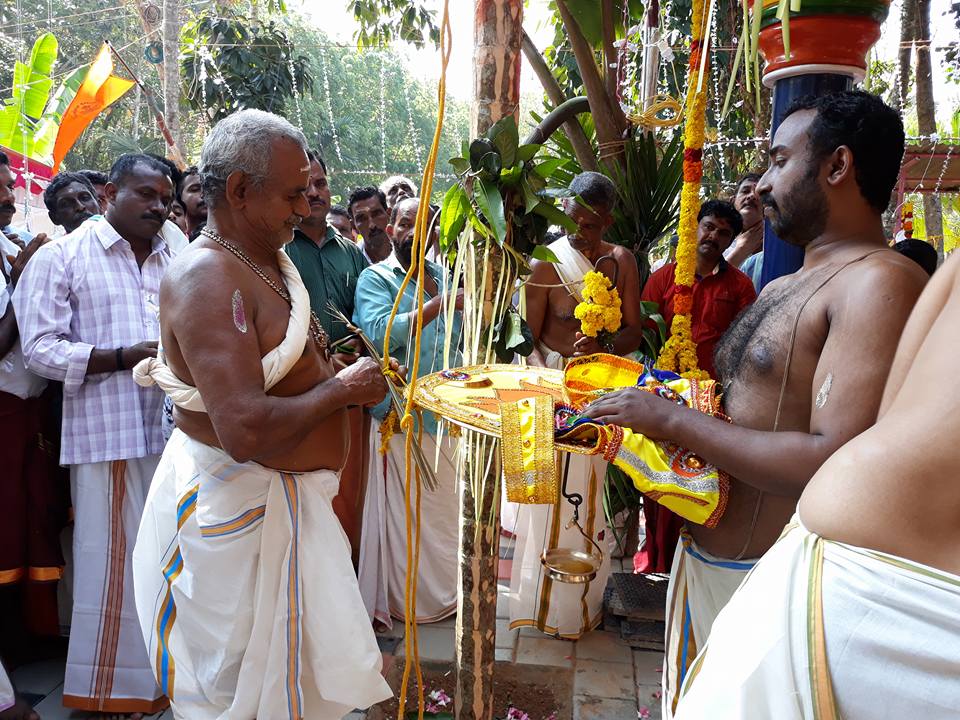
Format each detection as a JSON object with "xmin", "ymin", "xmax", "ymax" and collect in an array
[
  {"xmin": 662, "ymin": 528, "xmax": 758, "ymax": 719},
  {"xmin": 132, "ymin": 431, "xmax": 392, "ymax": 719}
]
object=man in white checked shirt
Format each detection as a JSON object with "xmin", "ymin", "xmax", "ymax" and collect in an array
[{"xmin": 13, "ymin": 154, "xmax": 176, "ymax": 719}]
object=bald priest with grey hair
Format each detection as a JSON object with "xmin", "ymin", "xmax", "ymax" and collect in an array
[{"xmin": 131, "ymin": 108, "xmax": 392, "ymax": 718}]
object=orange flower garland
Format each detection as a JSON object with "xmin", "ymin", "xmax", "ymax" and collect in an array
[{"xmin": 656, "ymin": 0, "xmax": 711, "ymax": 381}]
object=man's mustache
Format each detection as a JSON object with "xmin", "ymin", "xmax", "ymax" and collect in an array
[
  {"xmin": 142, "ymin": 212, "xmax": 165, "ymax": 223},
  {"xmin": 760, "ymin": 194, "xmax": 778, "ymax": 212}
]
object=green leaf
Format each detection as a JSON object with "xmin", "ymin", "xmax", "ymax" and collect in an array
[
  {"xmin": 474, "ymin": 178, "xmax": 507, "ymax": 245},
  {"xmin": 532, "ymin": 158, "xmax": 564, "ymax": 179},
  {"xmin": 492, "ymin": 309, "xmax": 534, "ymax": 362},
  {"xmin": 532, "ymin": 202, "xmax": 577, "ymax": 233},
  {"xmin": 449, "ymin": 156, "xmax": 470, "ymax": 174},
  {"xmin": 486, "ymin": 115, "xmax": 518, "ymax": 168},
  {"xmin": 531, "ymin": 245, "xmax": 560, "ymax": 263},
  {"xmin": 439, "ymin": 183, "xmax": 469, "ymax": 254},
  {"xmin": 479, "ymin": 151, "xmax": 502, "ymax": 179},
  {"xmin": 469, "ymin": 137, "xmax": 497, "ymax": 171},
  {"xmin": 499, "ymin": 164, "xmax": 522, "ymax": 186},
  {"xmin": 516, "ymin": 143, "xmax": 542, "ymax": 163},
  {"xmin": 520, "ymin": 178, "xmax": 541, "ymax": 215}
]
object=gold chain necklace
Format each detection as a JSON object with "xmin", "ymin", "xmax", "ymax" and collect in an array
[{"xmin": 201, "ymin": 227, "xmax": 329, "ymax": 357}]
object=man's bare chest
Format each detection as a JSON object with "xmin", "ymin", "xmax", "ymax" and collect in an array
[{"xmin": 715, "ymin": 277, "xmax": 830, "ymax": 423}]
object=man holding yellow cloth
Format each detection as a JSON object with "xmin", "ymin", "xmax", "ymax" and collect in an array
[{"xmin": 583, "ymin": 91, "xmax": 928, "ymax": 718}]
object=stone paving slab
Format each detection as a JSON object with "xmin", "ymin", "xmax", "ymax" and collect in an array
[
  {"xmin": 574, "ymin": 658, "xmax": 636, "ymax": 700},
  {"xmin": 574, "ymin": 629, "xmax": 634, "ymax": 664},
  {"xmin": 515, "ymin": 635, "xmax": 576, "ymax": 668},
  {"xmin": 573, "ymin": 694, "xmax": 638, "ymax": 720}
]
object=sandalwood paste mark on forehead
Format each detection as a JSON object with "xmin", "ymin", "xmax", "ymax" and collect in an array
[{"xmin": 232, "ymin": 289, "xmax": 248, "ymax": 334}]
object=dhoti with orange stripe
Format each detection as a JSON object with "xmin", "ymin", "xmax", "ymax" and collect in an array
[
  {"xmin": 133, "ymin": 430, "xmax": 392, "ymax": 719},
  {"xmin": 661, "ymin": 529, "xmax": 757, "ymax": 719},
  {"xmin": 64, "ymin": 455, "xmax": 167, "ymax": 715},
  {"xmin": 675, "ymin": 515, "xmax": 960, "ymax": 719}
]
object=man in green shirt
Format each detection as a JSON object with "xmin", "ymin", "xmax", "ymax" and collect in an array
[
  {"xmin": 286, "ymin": 150, "xmax": 370, "ymax": 567},
  {"xmin": 287, "ymin": 151, "xmax": 368, "ymax": 357}
]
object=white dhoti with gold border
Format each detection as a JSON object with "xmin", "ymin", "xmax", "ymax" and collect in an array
[
  {"xmin": 662, "ymin": 529, "xmax": 757, "ymax": 719},
  {"xmin": 506, "ymin": 341, "xmax": 611, "ymax": 639},
  {"xmin": 133, "ymin": 431, "xmax": 391, "ymax": 719},
  {"xmin": 675, "ymin": 514, "xmax": 960, "ymax": 720},
  {"xmin": 65, "ymin": 455, "xmax": 166, "ymax": 715}
]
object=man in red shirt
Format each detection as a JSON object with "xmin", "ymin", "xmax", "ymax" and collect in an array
[
  {"xmin": 637, "ymin": 199, "xmax": 756, "ymax": 572},
  {"xmin": 642, "ymin": 199, "xmax": 756, "ymax": 378}
]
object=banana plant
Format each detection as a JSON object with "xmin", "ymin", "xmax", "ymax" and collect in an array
[{"xmin": 0, "ymin": 32, "xmax": 88, "ymax": 166}]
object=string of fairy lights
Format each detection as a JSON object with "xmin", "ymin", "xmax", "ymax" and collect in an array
[{"xmin": 2, "ymin": 1, "xmax": 957, "ymax": 200}]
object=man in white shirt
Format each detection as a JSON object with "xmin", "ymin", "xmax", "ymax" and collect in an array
[{"xmin": 14, "ymin": 153, "xmax": 175, "ymax": 718}]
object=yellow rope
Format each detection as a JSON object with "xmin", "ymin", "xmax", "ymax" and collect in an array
[
  {"xmin": 625, "ymin": 94, "xmax": 684, "ymax": 129},
  {"xmin": 379, "ymin": 2, "xmax": 452, "ymax": 718}
]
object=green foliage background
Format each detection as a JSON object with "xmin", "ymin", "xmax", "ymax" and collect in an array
[{"xmin": 0, "ymin": 0, "xmax": 469, "ymax": 202}]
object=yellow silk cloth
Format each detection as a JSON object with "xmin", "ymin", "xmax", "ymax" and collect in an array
[
  {"xmin": 501, "ymin": 395, "xmax": 558, "ymax": 504},
  {"xmin": 558, "ymin": 354, "xmax": 729, "ymax": 528}
]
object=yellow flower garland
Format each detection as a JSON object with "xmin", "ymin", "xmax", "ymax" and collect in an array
[
  {"xmin": 655, "ymin": 0, "xmax": 711, "ymax": 381},
  {"xmin": 575, "ymin": 270, "xmax": 622, "ymax": 338}
]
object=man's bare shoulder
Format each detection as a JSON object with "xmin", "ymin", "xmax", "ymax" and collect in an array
[
  {"xmin": 529, "ymin": 255, "xmax": 561, "ymax": 283},
  {"xmin": 163, "ymin": 244, "xmax": 247, "ymax": 294},
  {"xmin": 840, "ymin": 247, "xmax": 929, "ymax": 303}
]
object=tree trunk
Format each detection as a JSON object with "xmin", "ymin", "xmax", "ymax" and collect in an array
[
  {"xmin": 897, "ymin": 0, "xmax": 917, "ymax": 111},
  {"xmin": 520, "ymin": 30, "xmax": 598, "ymax": 172},
  {"xmin": 162, "ymin": 0, "xmax": 184, "ymax": 156},
  {"xmin": 554, "ymin": 0, "xmax": 626, "ymax": 167},
  {"xmin": 456, "ymin": 6, "xmax": 522, "ymax": 719},
  {"xmin": 915, "ymin": 0, "xmax": 943, "ymax": 259}
]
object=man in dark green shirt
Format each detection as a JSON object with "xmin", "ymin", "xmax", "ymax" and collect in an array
[
  {"xmin": 287, "ymin": 151, "xmax": 371, "ymax": 569},
  {"xmin": 287, "ymin": 151, "xmax": 368, "ymax": 358}
]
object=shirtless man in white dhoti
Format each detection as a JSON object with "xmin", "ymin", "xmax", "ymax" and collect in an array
[
  {"xmin": 674, "ymin": 231, "xmax": 960, "ymax": 720},
  {"xmin": 131, "ymin": 109, "xmax": 392, "ymax": 719},
  {"xmin": 509, "ymin": 172, "xmax": 644, "ymax": 638},
  {"xmin": 582, "ymin": 90, "xmax": 929, "ymax": 717}
]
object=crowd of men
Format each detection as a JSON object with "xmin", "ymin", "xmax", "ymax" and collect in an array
[{"xmin": 0, "ymin": 88, "xmax": 958, "ymax": 720}]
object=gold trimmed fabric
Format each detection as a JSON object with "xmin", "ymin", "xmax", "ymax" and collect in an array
[
  {"xmin": 501, "ymin": 395, "xmax": 558, "ymax": 504},
  {"xmin": 133, "ymin": 430, "xmax": 391, "ymax": 719},
  {"xmin": 676, "ymin": 514, "xmax": 960, "ymax": 719}
]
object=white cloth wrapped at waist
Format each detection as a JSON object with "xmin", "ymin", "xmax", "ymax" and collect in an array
[
  {"xmin": 132, "ymin": 250, "xmax": 311, "ymax": 412},
  {"xmin": 133, "ymin": 431, "xmax": 391, "ymax": 719},
  {"xmin": 675, "ymin": 512, "xmax": 960, "ymax": 720}
]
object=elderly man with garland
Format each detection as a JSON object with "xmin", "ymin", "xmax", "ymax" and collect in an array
[
  {"xmin": 583, "ymin": 90, "xmax": 929, "ymax": 719},
  {"xmin": 514, "ymin": 171, "xmax": 644, "ymax": 639}
]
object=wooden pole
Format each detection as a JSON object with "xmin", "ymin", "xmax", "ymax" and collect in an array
[{"xmin": 454, "ymin": 3, "xmax": 522, "ymax": 719}]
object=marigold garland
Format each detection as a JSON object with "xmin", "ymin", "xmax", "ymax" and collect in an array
[
  {"xmin": 575, "ymin": 270, "xmax": 622, "ymax": 339},
  {"xmin": 655, "ymin": 0, "xmax": 711, "ymax": 381}
]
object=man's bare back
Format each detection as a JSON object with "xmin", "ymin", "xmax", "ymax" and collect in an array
[
  {"xmin": 801, "ymin": 252, "xmax": 960, "ymax": 575},
  {"xmin": 162, "ymin": 240, "xmax": 348, "ymax": 472},
  {"xmin": 694, "ymin": 245, "xmax": 928, "ymax": 558}
]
